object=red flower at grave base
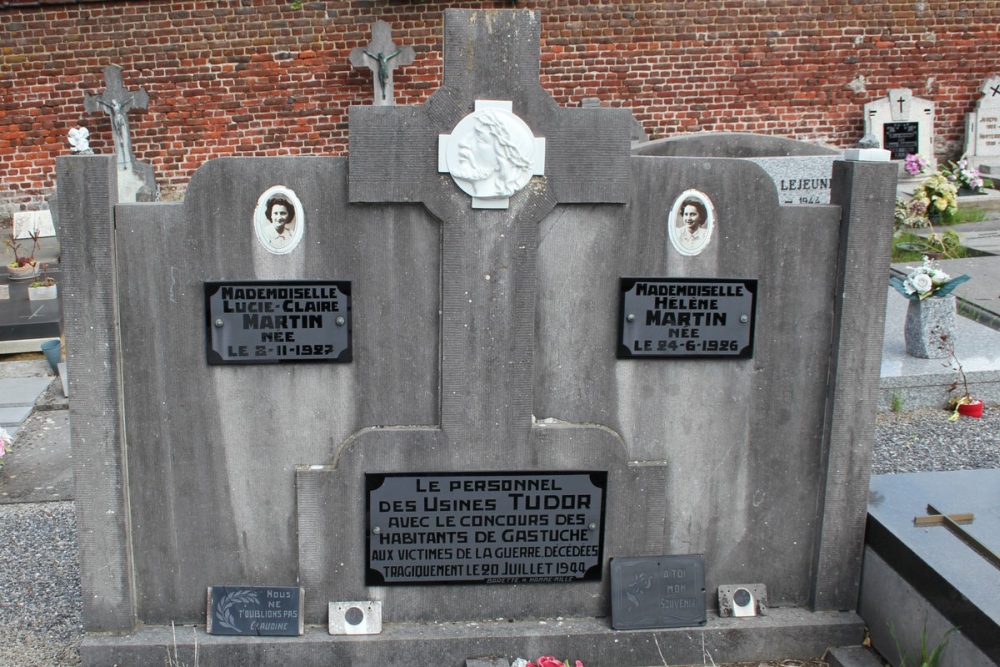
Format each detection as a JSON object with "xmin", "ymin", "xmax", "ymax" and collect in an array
[{"xmin": 529, "ymin": 657, "xmax": 583, "ymax": 667}]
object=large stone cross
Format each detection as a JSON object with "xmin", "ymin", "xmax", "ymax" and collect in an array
[
  {"xmin": 348, "ymin": 8, "xmax": 632, "ymax": 456},
  {"xmin": 84, "ymin": 64, "xmax": 149, "ymax": 171},
  {"xmin": 349, "ymin": 21, "xmax": 415, "ymax": 106},
  {"xmin": 299, "ymin": 10, "xmax": 638, "ymax": 614}
]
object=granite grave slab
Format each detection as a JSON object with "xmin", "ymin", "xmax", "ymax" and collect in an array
[{"xmin": 863, "ymin": 470, "xmax": 1000, "ymax": 666}]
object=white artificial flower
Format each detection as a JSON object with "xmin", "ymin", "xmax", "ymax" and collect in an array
[
  {"xmin": 928, "ymin": 268, "xmax": 949, "ymax": 285},
  {"xmin": 910, "ymin": 273, "xmax": 933, "ymax": 294}
]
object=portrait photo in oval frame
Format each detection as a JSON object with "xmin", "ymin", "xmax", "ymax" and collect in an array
[
  {"xmin": 668, "ymin": 189, "xmax": 715, "ymax": 257},
  {"xmin": 254, "ymin": 186, "xmax": 305, "ymax": 255}
]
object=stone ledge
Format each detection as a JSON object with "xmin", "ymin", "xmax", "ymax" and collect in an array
[{"xmin": 81, "ymin": 609, "xmax": 864, "ymax": 667}]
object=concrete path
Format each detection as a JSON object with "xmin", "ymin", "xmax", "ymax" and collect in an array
[{"xmin": 0, "ymin": 360, "xmax": 70, "ymax": 503}]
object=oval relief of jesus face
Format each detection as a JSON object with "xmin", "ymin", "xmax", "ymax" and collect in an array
[
  {"xmin": 444, "ymin": 107, "xmax": 537, "ymax": 199},
  {"xmin": 668, "ymin": 189, "xmax": 715, "ymax": 257},
  {"xmin": 254, "ymin": 186, "xmax": 305, "ymax": 255}
]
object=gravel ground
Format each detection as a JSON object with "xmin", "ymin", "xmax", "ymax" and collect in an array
[
  {"xmin": 873, "ymin": 405, "xmax": 1000, "ymax": 474},
  {"xmin": 0, "ymin": 406, "xmax": 996, "ymax": 666}
]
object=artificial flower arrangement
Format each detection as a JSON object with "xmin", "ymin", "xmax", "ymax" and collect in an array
[
  {"xmin": 904, "ymin": 153, "xmax": 930, "ymax": 177},
  {"xmin": 513, "ymin": 657, "xmax": 584, "ymax": 667},
  {"xmin": 911, "ymin": 171, "xmax": 959, "ymax": 218},
  {"xmin": 943, "ymin": 157, "xmax": 993, "ymax": 193},
  {"xmin": 894, "ymin": 158, "xmax": 963, "ymax": 258},
  {"xmin": 889, "ymin": 255, "xmax": 969, "ymax": 301}
]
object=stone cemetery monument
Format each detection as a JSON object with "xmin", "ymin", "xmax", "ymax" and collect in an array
[
  {"xmin": 84, "ymin": 64, "xmax": 159, "ymax": 202},
  {"xmin": 964, "ymin": 76, "xmax": 1000, "ymax": 176},
  {"xmin": 59, "ymin": 10, "xmax": 897, "ymax": 666},
  {"xmin": 633, "ymin": 133, "xmax": 844, "ymax": 205},
  {"xmin": 864, "ymin": 88, "xmax": 935, "ymax": 175}
]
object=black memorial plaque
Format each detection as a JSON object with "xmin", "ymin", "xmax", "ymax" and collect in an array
[
  {"xmin": 883, "ymin": 122, "xmax": 920, "ymax": 160},
  {"xmin": 205, "ymin": 281, "xmax": 351, "ymax": 365},
  {"xmin": 206, "ymin": 586, "xmax": 304, "ymax": 636},
  {"xmin": 610, "ymin": 555, "xmax": 706, "ymax": 630},
  {"xmin": 618, "ymin": 278, "xmax": 756, "ymax": 359},
  {"xmin": 366, "ymin": 472, "xmax": 607, "ymax": 585}
]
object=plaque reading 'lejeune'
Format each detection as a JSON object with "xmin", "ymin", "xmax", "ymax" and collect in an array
[
  {"xmin": 205, "ymin": 281, "xmax": 351, "ymax": 365},
  {"xmin": 366, "ymin": 472, "xmax": 607, "ymax": 585},
  {"xmin": 206, "ymin": 586, "xmax": 304, "ymax": 636},
  {"xmin": 618, "ymin": 278, "xmax": 757, "ymax": 358}
]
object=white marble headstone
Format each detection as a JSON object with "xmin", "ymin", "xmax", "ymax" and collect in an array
[
  {"xmin": 964, "ymin": 76, "xmax": 1000, "ymax": 171},
  {"xmin": 864, "ymin": 89, "xmax": 935, "ymax": 173}
]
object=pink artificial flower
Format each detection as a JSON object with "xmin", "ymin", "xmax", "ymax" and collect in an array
[{"xmin": 535, "ymin": 658, "xmax": 565, "ymax": 667}]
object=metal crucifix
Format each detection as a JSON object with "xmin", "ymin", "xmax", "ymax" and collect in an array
[{"xmin": 349, "ymin": 21, "xmax": 415, "ymax": 106}]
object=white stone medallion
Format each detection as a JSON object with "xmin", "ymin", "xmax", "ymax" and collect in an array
[{"xmin": 438, "ymin": 100, "xmax": 546, "ymax": 209}]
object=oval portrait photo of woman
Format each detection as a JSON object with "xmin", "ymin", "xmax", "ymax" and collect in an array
[
  {"xmin": 254, "ymin": 186, "xmax": 305, "ymax": 255},
  {"xmin": 668, "ymin": 189, "xmax": 715, "ymax": 257}
]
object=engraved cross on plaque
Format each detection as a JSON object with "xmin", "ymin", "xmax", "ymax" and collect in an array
[
  {"xmin": 84, "ymin": 64, "xmax": 149, "ymax": 171},
  {"xmin": 349, "ymin": 21, "xmax": 415, "ymax": 106},
  {"xmin": 896, "ymin": 96, "xmax": 906, "ymax": 114}
]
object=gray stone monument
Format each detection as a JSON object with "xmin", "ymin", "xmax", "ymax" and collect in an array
[
  {"xmin": 633, "ymin": 133, "xmax": 844, "ymax": 205},
  {"xmin": 349, "ymin": 21, "xmax": 415, "ymax": 106},
  {"xmin": 864, "ymin": 88, "xmax": 936, "ymax": 175},
  {"xmin": 84, "ymin": 64, "xmax": 158, "ymax": 202},
  {"xmin": 60, "ymin": 9, "xmax": 897, "ymax": 666},
  {"xmin": 964, "ymin": 76, "xmax": 1000, "ymax": 175}
]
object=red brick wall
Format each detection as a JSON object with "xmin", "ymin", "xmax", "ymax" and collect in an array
[{"xmin": 1, "ymin": 0, "xmax": 998, "ymax": 210}]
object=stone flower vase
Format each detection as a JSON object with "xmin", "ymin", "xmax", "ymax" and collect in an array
[{"xmin": 904, "ymin": 295, "xmax": 956, "ymax": 359}]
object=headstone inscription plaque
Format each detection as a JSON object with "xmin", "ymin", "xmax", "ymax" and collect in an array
[
  {"xmin": 206, "ymin": 586, "xmax": 304, "ymax": 636},
  {"xmin": 882, "ymin": 122, "xmax": 919, "ymax": 161},
  {"xmin": 610, "ymin": 555, "xmax": 707, "ymax": 630},
  {"xmin": 205, "ymin": 281, "xmax": 351, "ymax": 364},
  {"xmin": 366, "ymin": 472, "xmax": 607, "ymax": 585},
  {"xmin": 618, "ymin": 278, "xmax": 757, "ymax": 359}
]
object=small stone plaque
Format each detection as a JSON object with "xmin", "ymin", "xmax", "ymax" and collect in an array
[
  {"xmin": 366, "ymin": 472, "xmax": 607, "ymax": 585},
  {"xmin": 618, "ymin": 278, "xmax": 757, "ymax": 358},
  {"xmin": 206, "ymin": 586, "xmax": 304, "ymax": 636},
  {"xmin": 610, "ymin": 555, "xmax": 707, "ymax": 630},
  {"xmin": 883, "ymin": 122, "xmax": 919, "ymax": 160},
  {"xmin": 205, "ymin": 281, "xmax": 351, "ymax": 365}
]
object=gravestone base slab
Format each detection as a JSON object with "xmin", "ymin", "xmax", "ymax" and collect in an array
[
  {"xmin": 863, "ymin": 471, "xmax": 1000, "ymax": 666},
  {"xmin": 80, "ymin": 609, "xmax": 864, "ymax": 667}
]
